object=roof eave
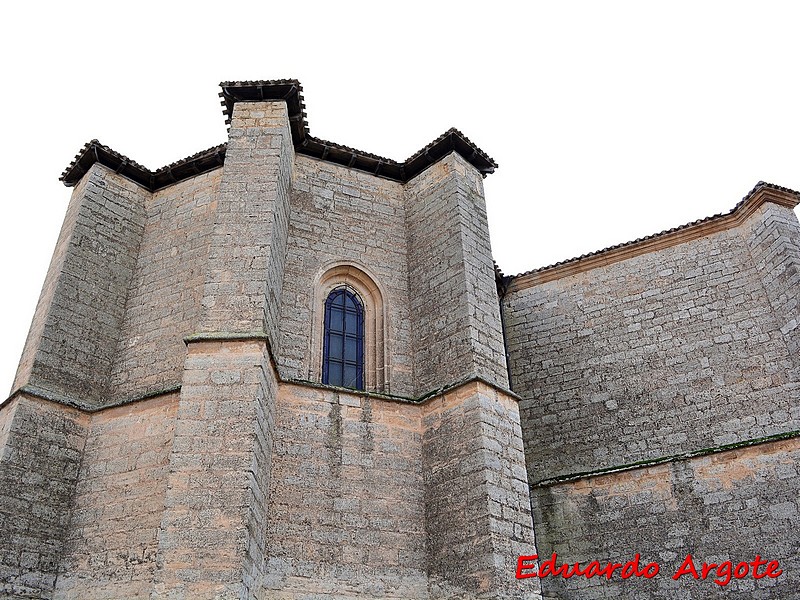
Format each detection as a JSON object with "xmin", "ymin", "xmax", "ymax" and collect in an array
[{"xmin": 506, "ymin": 181, "xmax": 800, "ymax": 292}]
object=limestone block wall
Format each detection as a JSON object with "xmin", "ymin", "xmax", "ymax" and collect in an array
[
  {"xmin": 503, "ymin": 197, "xmax": 800, "ymax": 599},
  {"xmin": 2, "ymin": 83, "xmax": 540, "ymax": 600},
  {"xmin": 531, "ymin": 437, "xmax": 800, "ymax": 599},
  {"xmin": 153, "ymin": 339, "xmax": 276, "ymax": 599},
  {"xmin": 0, "ymin": 396, "xmax": 87, "ymax": 599},
  {"xmin": 246, "ymin": 343, "xmax": 278, "ymax": 597},
  {"xmin": 162, "ymin": 99, "xmax": 294, "ymax": 598},
  {"xmin": 279, "ymin": 157, "xmax": 413, "ymax": 394},
  {"xmin": 198, "ymin": 101, "xmax": 293, "ymax": 345},
  {"xmin": 405, "ymin": 153, "xmax": 508, "ymax": 396},
  {"xmin": 263, "ymin": 384, "xmax": 428, "ymax": 599},
  {"xmin": 421, "ymin": 382, "xmax": 539, "ymax": 600},
  {"xmin": 110, "ymin": 170, "xmax": 221, "ymax": 400},
  {"xmin": 13, "ymin": 165, "xmax": 148, "ymax": 407},
  {"xmin": 744, "ymin": 202, "xmax": 800, "ymax": 375},
  {"xmin": 504, "ymin": 211, "xmax": 799, "ymax": 482},
  {"xmin": 265, "ymin": 381, "xmax": 539, "ymax": 600},
  {"xmin": 53, "ymin": 393, "xmax": 178, "ymax": 599}
]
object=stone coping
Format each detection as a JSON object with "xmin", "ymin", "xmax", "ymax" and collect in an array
[
  {"xmin": 3, "ymin": 373, "xmax": 518, "ymax": 417},
  {"xmin": 1, "ymin": 383, "xmax": 181, "ymax": 413},
  {"xmin": 531, "ymin": 428, "xmax": 800, "ymax": 488},
  {"xmin": 506, "ymin": 182, "xmax": 800, "ymax": 292}
]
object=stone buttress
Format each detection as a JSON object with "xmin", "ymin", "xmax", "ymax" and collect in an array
[{"xmin": 0, "ymin": 80, "xmax": 540, "ymax": 600}]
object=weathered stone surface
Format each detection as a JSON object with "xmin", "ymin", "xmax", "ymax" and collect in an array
[
  {"xmin": 152, "ymin": 339, "xmax": 276, "ymax": 600},
  {"xmin": 406, "ymin": 154, "xmax": 509, "ymax": 395},
  {"xmin": 54, "ymin": 394, "xmax": 178, "ymax": 599},
  {"xmin": 2, "ymin": 82, "xmax": 798, "ymax": 600},
  {"xmin": 504, "ymin": 198, "xmax": 800, "ymax": 599},
  {"xmin": 198, "ymin": 101, "xmax": 293, "ymax": 346},
  {"xmin": 279, "ymin": 156, "xmax": 413, "ymax": 395},
  {"xmin": 263, "ymin": 383, "xmax": 429, "ymax": 598},
  {"xmin": 0, "ymin": 396, "xmax": 87, "ymax": 599},
  {"xmin": 530, "ymin": 438, "xmax": 800, "ymax": 599},
  {"xmin": 505, "ymin": 211, "xmax": 800, "ymax": 483},
  {"xmin": 110, "ymin": 170, "xmax": 221, "ymax": 400},
  {"xmin": 744, "ymin": 203, "xmax": 800, "ymax": 377},
  {"xmin": 13, "ymin": 165, "xmax": 148, "ymax": 407},
  {"xmin": 421, "ymin": 381, "xmax": 539, "ymax": 600}
]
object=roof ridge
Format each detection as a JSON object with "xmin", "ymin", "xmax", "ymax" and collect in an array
[{"xmin": 404, "ymin": 127, "xmax": 497, "ymax": 169}]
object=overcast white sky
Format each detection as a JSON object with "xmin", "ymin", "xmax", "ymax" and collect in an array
[{"xmin": 1, "ymin": 1, "xmax": 798, "ymax": 395}]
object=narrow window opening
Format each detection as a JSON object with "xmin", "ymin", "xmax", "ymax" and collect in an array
[{"xmin": 322, "ymin": 287, "xmax": 364, "ymax": 390}]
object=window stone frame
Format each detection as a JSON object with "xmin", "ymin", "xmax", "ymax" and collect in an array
[{"xmin": 310, "ymin": 263, "xmax": 388, "ymax": 393}]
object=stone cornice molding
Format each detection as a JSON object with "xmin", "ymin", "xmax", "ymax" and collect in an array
[
  {"xmin": 532, "ymin": 429, "xmax": 800, "ymax": 489},
  {"xmin": 507, "ymin": 182, "xmax": 800, "ymax": 293}
]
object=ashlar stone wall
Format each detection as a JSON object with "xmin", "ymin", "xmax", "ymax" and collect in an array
[
  {"xmin": 531, "ymin": 437, "xmax": 800, "ymax": 599},
  {"xmin": 13, "ymin": 165, "xmax": 148, "ymax": 408},
  {"xmin": 54, "ymin": 394, "xmax": 178, "ymax": 599},
  {"xmin": 279, "ymin": 157, "xmax": 414, "ymax": 395},
  {"xmin": 503, "ymin": 196, "xmax": 800, "ymax": 599},
  {"xmin": 0, "ymin": 396, "xmax": 87, "ymax": 599},
  {"xmin": 405, "ymin": 154, "xmax": 509, "ymax": 396},
  {"xmin": 2, "ymin": 89, "xmax": 537, "ymax": 600},
  {"xmin": 110, "ymin": 170, "xmax": 221, "ymax": 400},
  {"xmin": 504, "ymin": 204, "xmax": 799, "ymax": 482},
  {"xmin": 264, "ymin": 384, "xmax": 429, "ymax": 599},
  {"xmin": 263, "ymin": 380, "xmax": 540, "ymax": 600}
]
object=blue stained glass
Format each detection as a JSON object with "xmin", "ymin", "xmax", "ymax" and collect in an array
[
  {"xmin": 329, "ymin": 362, "xmax": 343, "ymax": 384},
  {"xmin": 329, "ymin": 334, "xmax": 343, "ymax": 359},
  {"xmin": 343, "ymin": 364, "xmax": 358, "ymax": 388},
  {"xmin": 330, "ymin": 307, "xmax": 343, "ymax": 330},
  {"xmin": 344, "ymin": 335, "xmax": 358, "ymax": 362},
  {"xmin": 322, "ymin": 288, "xmax": 364, "ymax": 390}
]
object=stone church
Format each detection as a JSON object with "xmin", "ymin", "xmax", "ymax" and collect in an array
[{"xmin": 1, "ymin": 79, "xmax": 798, "ymax": 599}]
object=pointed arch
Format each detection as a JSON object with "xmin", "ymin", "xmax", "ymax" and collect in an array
[
  {"xmin": 311, "ymin": 263, "xmax": 388, "ymax": 392},
  {"xmin": 322, "ymin": 287, "xmax": 365, "ymax": 389}
]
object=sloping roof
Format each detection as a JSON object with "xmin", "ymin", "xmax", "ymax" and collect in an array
[
  {"xmin": 60, "ymin": 79, "xmax": 497, "ymax": 190},
  {"xmin": 60, "ymin": 141, "xmax": 226, "ymax": 191},
  {"xmin": 506, "ymin": 181, "xmax": 800, "ymax": 292}
]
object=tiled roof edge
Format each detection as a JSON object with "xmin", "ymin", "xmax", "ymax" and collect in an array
[
  {"xmin": 403, "ymin": 127, "xmax": 497, "ymax": 180},
  {"xmin": 60, "ymin": 140, "xmax": 226, "ymax": 191},
  {"xmin": 506, "ymin": 181, "xmax": 800, "ymax": 291},
  {"xmin": 60, "ymin": 139, "xmax": 154, "ymax": 189},
  {"xmin": 150, "ymin": 143, "xmax": 226, "ymax": 189},
  {"xmin": 220, "ymin": 80, "xmax": 497, "ymax": 181},
  {"xmin": 61, "ymin": 79, "xmax": 497, "ymax": 189}
]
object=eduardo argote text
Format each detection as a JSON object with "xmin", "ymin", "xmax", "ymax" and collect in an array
[{"xmin": 517, "ymin": 552, "xmax": 783, "ymax": 587}]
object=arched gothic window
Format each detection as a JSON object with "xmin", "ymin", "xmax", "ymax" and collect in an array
[
  {"xmin": 322, "ymin": 287, "xmax": 364, "ymax": 390},
  {"xmin": 312, "ymin": 263, "xmax": 387, "ymax": 393}
]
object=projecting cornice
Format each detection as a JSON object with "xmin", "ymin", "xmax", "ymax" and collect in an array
[
  {"xmin": 60, "ymin": 79, "xmax": 497, "ymax": 190},
  {"xmin": 506, "ymin": 182, "xmax": 800, "ymax": 292},
  {"xmin": 218, "ymin": 79, "xmax": 497, "ymax": 181},
  {"xmin": 60, "ymin": 141, "xmax": 226, "ymax": 191}
]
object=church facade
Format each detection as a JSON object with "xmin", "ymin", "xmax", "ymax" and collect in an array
[{"xmin": 0, "ymin": 79, "xmax": 798, "ymax": 599}]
